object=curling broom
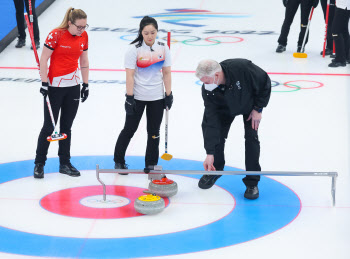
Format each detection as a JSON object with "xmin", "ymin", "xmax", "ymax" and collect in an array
[
  {"xmin": 161, "ymin": 32, "xmax": 173, "ymax": 161},
  {"xmin": 24, "ymin": 10, "xmax": 67, "ymax": 142}
]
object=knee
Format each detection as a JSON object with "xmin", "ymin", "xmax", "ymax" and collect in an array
[
  {"xmin": 147, "ymin": 131, "xmax": 160, "ymax": 140},
  {"xmin": 244, "ymin": 131, "xmax": 259, "ymax": 142}
]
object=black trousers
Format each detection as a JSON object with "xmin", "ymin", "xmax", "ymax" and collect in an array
[
  {"xmin": 331, "ymin": 7, "xmax": 350, "ymax": 62},
  {"xmin": 114, "ymin": 99, "xmax": 164, "ymax": 167},
  {"xmin": 214, "ymin": 113, "xmax": 261, "ymax": 187},
  {"xmin": 278, "ymin": 0, "xmax": 313, "ymax": 47},
  {"xmin": 13, "ymin": 0, "xmax": 40, "ymax": 41},
  {"xmin": 321, "ymin": 0, "xmax": 336, "ymax": 50},
  {"xmin": 35, "ymin": 85, "xmax": 80, "ymax": 165}
]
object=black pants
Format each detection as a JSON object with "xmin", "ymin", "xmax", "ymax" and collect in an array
[
  {"xmin": 321, "ymin": 0, "xmax": 336, "ymax": 50},
  {"xmin": 35, "ymin": 85, "xmax": 80, "ymax": 165},
  {"xmin": 331, "ymin": 7, "xmax": 350, "ymax": 62},
  {"xmin": 278, "ymin": 0, "xmax": 313, "ymax": 47},
  {"xmin": 114, "ymin": 99, "xmax": 164, "ymax": 167},
  {"xmin": 214, "ymin": 114, "xmax": 261, "ymax": 187},
  {"xmin": 13, "ymin": 0, "xmax": 40, "ymax": 41}
]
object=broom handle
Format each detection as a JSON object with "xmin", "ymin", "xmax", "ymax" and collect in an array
[
  {"xmin": 24, "ymin": 13, "xmax": 40, "ymax": 70},
  {"xmin": 322, "ymin": 0, "xmax": 330, "ymax": 58},
  {"xmin": 164, "ymin": 108, "xmax": 169, "ymax": 153},
  {"xmin": 46, "ymin": 95, "xmax": 57, "ymax": 131},
  {"xmin": 164, "ymin": 31, "xmax": 171, "ymax": 154},
  {"xmin": 301, "ymin": 7, "xmax": 314, "ymax": 53}
]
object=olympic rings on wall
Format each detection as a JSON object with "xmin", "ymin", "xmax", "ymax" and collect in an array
[
  {"xmin": 196, "ymin": 80, "xmax": 324, "ymax": 93},
  {"xmin": 119, "ymin": 34, "xmax": 244, "ymax": 46}
]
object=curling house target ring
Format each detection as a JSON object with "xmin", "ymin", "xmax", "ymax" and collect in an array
[
  {"xmin": 40, "ymin": 185, "xmax": 170, "ymax": 219},
  {"xmin": 0, "ymin": 156, "xmax": 301, "ymax": 258}
]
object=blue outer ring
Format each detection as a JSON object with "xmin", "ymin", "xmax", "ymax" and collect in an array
[{"xmin": 0, "ymin": 156, "xmax": 300, "ymax": 258}]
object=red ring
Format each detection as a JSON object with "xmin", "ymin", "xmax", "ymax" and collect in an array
[
  {"xmin": 40, "ymin": 185, "xmax": 169, "ymax": 219},
  {"xmin": 284, "ymin": 80, "xmax": 324, "ymax": 89},
  {"xmin": 205, "ymin": 36, "xmax": 244, "ymax": 44}
]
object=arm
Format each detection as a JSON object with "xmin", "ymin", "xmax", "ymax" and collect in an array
[
  {"xmin": 162, "ymin": 66, "xmax": 172, "ymax": 96},
  {"xmin": 39, "ymin": 46, "xmax": 53, "ymax": 83},
  {"xmin": 79, "ymin": 50, "xmax": 89, "ymax": 84},
  {"xmin": 245, "ymin": 64, "xmax": 271, "ymax": 130},
  {"xmin": 125, "ymin": 68, "xmax": 135, "ymax": 96}
]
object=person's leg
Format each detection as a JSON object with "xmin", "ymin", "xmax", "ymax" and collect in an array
[
  {"xmin": 298, "ymin": 0, "xmax": 313, "ymax": 48},
  {"xmin": 58, "ymin": 86, "xmax": 80, "ymax": 165},
  {"xmin": 145, "ymin": 99, "xmax": 164, "ymax": 167},
  {"xmin": 344, "ymin": 11, "xmax": 350, "ymax": 61},
  {"xmin": 13, "ymin": 0, "xmax": 26, "ymax": 47},
  {"xmin": 330, "ymin": 7, "xmax": 347, "ymax": 65},
  {"xmin": 278, "ymin": 0, "xmax": 301, "ymax": 46},
  {"xmin": 242, "ymin": 114, "xmax": 261, "ymax": 187},
  {"xmin": 327, "ymin": 0, "xmax": 336, "ymax": 49},
  {"xmin": 35, "ymin": 87, "xmax": 63, "ymax": 165},
  {"xmin": 114, "ymin": 100, "xmax": 146, "ymax": 165}
]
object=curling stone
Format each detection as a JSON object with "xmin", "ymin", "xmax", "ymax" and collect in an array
[
  {"xmin": 148, "ymin": 176, "xmax": 178, "ymax": 197},
  {"xmin": 134, "ymin": 193, "xmax": 165, "ymax": 215}
]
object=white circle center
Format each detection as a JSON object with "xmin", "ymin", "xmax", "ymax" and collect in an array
[{"xmin": 80, "ymin": 195, "xmax": 130, "ymax": 208}]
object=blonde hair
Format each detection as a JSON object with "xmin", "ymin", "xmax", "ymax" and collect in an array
[{"xmin": 56, "ymin": 7, "xmax": 87, "ymax": 30}]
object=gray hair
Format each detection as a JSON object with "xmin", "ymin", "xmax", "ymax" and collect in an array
[{"xmin": 195, "ymin": 59, "xmax": 222, "ymax": 79}]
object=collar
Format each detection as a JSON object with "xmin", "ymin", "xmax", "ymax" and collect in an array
[{"xmin": 142, "ymin": 40, "xmax": 156, "ymax": 50}]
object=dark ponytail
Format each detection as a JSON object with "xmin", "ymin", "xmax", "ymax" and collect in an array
[{"xmin": 131, "ymin": 16, "xmax": 158, "ymax": 46}]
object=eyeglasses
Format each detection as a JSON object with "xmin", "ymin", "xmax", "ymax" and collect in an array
[{"xmin": 72, "ymin": 23, "xmax": 89, "ymax": 30}]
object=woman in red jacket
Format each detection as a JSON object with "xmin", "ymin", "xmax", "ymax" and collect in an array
[{"xmin": 34, "ymin": 7, "xmax": 89, "ymax": 178}]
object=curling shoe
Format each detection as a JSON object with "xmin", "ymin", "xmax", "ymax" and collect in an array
[
  {"xmin": 15, "ymin": 38, "xmax": 26, "ymax": 48},
  {"xmin": 59, "ymin": 163, "xmax": 80, "ymax": 177},
  {"xmin": 328, "ymin": 60, "xmax": 346, "ymax": 67},
  {"xmin": 115, "ymin": 163, "xmax": 128, "ymax": 175},
  {"xmin": 320, "ymin": 49, "xmax": 332, "ymax": 56},
  {"xmin": 198, "ymin": 175, "xmax": 222, "ymax": 189},
  {"xmin": 34, "ymin": 163, "xmax": 44, "ymax": 179},
  {"xmin": 31, "ymin": 40, "xmax": 40, "ymax": 50},
  {"xmin": 244, "ymin": 186, "xmax": 259, "ymax": 200},
  {"xmin": 275, "ymin": 44, "xmax": 286, "ymax": 53}
]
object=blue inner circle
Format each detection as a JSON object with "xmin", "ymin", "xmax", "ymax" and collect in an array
[{"xmin": 0, "ymin": 156, "xmax": 300, "ymax": 258}]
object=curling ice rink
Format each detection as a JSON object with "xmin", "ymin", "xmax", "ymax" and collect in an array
[{"xmin": 0, "ymin": 0, "xmax": 349, "ymax": 258}]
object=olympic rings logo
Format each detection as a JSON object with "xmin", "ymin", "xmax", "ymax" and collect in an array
[
  {"xmin": 120, "ymin": 34, "xmax": 244, "ymax": 46},
  {"xmin": 271, "ymin": 80, "xmax": 324, "ymax": 92},
  {"xmin": 196, "ymin": 80, "xmax": 324, "ymax": 93}
]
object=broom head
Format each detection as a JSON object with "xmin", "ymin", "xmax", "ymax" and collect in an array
[
  {"xmin": 47, "ymin": 133, "xmax": 67, "ymax": 142},
  {"xmin": 161, "ymin": 153, "xmax": 173, "ymax": 161},
  {"xmin": 293, "ymin": 52, "xmax": 308, "ymax": 58}
]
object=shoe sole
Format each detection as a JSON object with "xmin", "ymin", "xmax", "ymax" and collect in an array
[
  {"xmin": 244, "ymin": 193, "xmax": 259, "ymax": 200},
  {"xmin": 59, "ymin": 171, "xmax": 80, "ymax": 177},
  {"xmin": 198, "ymin": 176, "xmax": 221, "ymax": 189}
]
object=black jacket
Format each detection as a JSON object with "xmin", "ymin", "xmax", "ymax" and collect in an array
[{"xmin": 201, "ymin": 58, "xmax": 271, "ymax": 154}]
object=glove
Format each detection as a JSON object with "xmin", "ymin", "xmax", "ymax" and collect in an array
[
  {"xmin": 312, "ymin": 0, "xmax": 319, "ymax": 8},
  {"xmin": 125, "ymin": 94, "xmax": 136, "ymax": 115},
  {"xmin": 164, "ymin": 91, "xmax": 173, "ymax": 110},
  {"xmin": 81, "ymin": 83, "xmax": 89, "ymax": 102},
  {"xmin": 282, "ymin": 0, "xmax": 288, "ymax": 7},
  {"xmin": 40, "ymin": 82, "xmax": 48, "ymax": 97}
]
